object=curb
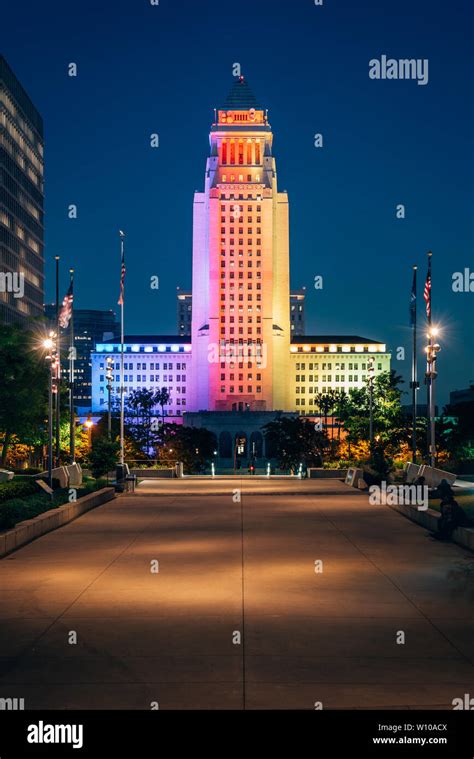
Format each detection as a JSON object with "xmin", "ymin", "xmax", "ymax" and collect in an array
[
  {"xmin": 388, "ymin": 501, "xmax": 474, "ymax": 552},
  {"xmin": 0, "ymin": 487, "xmax": 116, "ymax": 558}
]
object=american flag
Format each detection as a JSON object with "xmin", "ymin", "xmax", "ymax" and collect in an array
[
  {"xmin": 424, "ymin": 254, "xmax": 432, "ymax": 323},
  {"xmin": 58, "ymin": 281, "xmax": 73, "ymax": 329},
  {"xmin": 118, "ymin": 236, "xmax": 125, "ymax": 306}
]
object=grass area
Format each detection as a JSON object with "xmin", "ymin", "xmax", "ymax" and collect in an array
[
  {"xmin": 429, "ymin": 493, "xmax": 474, "ymax": 520},
  {"xmin": 0, "ymin": 478, "xmax": 108, "ymax": 531}
]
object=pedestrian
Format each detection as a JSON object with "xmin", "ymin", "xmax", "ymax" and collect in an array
[{"xmin": 434, "ymin": 493, "xmax": 472, "ymax": 541}]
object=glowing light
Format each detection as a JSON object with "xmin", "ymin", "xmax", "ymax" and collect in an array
[
  {"xmin": 184, "ymin": 345, "xmax": 192, "ymax": 352},
  {"xmin": 342, "ymin": 345, "xmax": 350, "ymax": 352},
  {"xmin": 290, "ymin": 346, "xmax": 297, "ymax": 353},
  {"xmin": 355, "ymin": 345, "xmax": 364, "ymax": 353},
  {"xmin": 131, "ymin": 345, "xmax": 140, "ymax": 352},
  {"xmin": 329, "ymin": 345, "xmax": 337, "ymax": 353},
  {"xmin": 158, "ymin": 345, "xmax": 166, "ymax": 352},
  {"xmin": 144, "ymin": 346, "xmax": 153, "ymax": 353},
  {"xmin": 171, "ymin": 345, "xmax": 179, "ymax": 352},
  {"xmin": 316, "ymin": 346, "xmax": 324, "ymax": 353},
  {"xmin": 43, "ymin": 338, "xmax": 53, "ymax": 350},
  {"xmin": 303, "ymin": 345, "xmax": 310, "ymax": 352},
  {"xmin": 368, "ymin": 345, "xmax": 377, "ymax": 352}
]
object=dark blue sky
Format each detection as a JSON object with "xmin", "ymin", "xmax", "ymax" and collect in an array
[{"xmin": 3, "ymin": 0, "xmax": 473, "ymax": 404}]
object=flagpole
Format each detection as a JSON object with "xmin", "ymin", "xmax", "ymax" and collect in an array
[
  {"xmin": 69, "ymin": 269, "xmax": 76, "ymax": 463},
  {"xmin": 55, "ymin": 256, "xmax": 61, "ymax": 467},
  {"xmin": 119, "ymin": 231, "xmax": 125, "ymax": 468},
  {"xmin": 410, "ymin": 265, "xmax": 418, "ymax": 462},
  {"xmin": 425, "ymin": 251, "xmax": 433, "ymax": 466}
]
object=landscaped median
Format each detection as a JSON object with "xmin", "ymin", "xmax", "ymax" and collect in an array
[{"xmin": 0, "ymin": 486, "xmax": 116, "ymax": 558}]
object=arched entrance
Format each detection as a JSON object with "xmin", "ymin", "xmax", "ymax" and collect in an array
[
  {"xmin": 249, "ymin": 431, "xmax": 263, "ymax": 459},
  {"xmin": 219, "ymin": 431, "xmax": 232, "ymax": 458}
]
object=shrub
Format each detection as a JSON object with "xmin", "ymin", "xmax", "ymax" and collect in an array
[
  {"xmin": 0, "ymin": 479, "xmax": 109, "ymax": 530},
  {"xmin": 0, "ymin": 495, "xmax": 54, "ymax": 530},
  {"xmin": 0, "ymin": 479, "xmax": 39, "ymax": 504}
]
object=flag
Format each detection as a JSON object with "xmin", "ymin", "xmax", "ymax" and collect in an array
[
  {"xmin": 424, "ymin": 254, "xmax": 432, "ymax": 323},
  {"xmin": 410, "ymin": 267, "xmax": 417, "ymax": 326},
  {"xmin": 58, "ymin": 280, "xmax": 73, "ymax": 329},
  {"xmin": 118, "ymin": 244, "xmax": 125, "ymax": 306}
]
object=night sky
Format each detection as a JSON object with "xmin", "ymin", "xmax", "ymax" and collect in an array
[{"xmin": 3, "ymin": 0, "xmax": 473, "ymax": 405}]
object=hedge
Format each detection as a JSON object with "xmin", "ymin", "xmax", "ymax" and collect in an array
[
  {"xmin": 0, "ymin": 479, "xmax": 39, "ymax": 504},
  {"xmin": 0, "ymin": 479, "xmax": 108, "ymax": 531}
]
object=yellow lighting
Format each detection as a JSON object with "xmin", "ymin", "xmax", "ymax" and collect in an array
[
  {"xmin": 303, "ymin": 345, "xmax": 310, "ymax": 352},
  {"xmin": 290, "ymin": 346, "xmax": 297, "ymax": 353},
  {"xmin": 329, "ymin": 345, "xmax": 337, "ymax": 352},
  {"xmin": 43, "ymin": 338, "xmax": 53, "ymax": 349},
  {"xmin": 316, "ymin": 346, "xmax": 324, "ymax": 353}
]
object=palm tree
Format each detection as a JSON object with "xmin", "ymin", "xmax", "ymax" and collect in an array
[{"xmin": 155, "ymin": 387, "xmax": 171, "ymax": 427}]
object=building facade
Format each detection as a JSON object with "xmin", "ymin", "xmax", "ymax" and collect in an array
[
  {"xmin": 92, "ymin": 336, "xmax": 191, "ymax": 420},
  {"xmin": 177, "ymin": 287, "xmax": 305, "ymax": 338},
  {"xmin": 176, "ymin": 288, "xmax": 192, "ymax": 336},
  {"xmin": 190, "ymin": 76, "xmax": 290, "ymax": 413},
  {"xmin": 290, "ymin": 289, "xmax": 306, "ymax": 336},
  {"xmin": 0, "ymin": 55, "xmax": 44, "ymax": 324},
  {"xmin": 46, "ymin": 306, "xmax": 118, "ymax": 411},
  {"xmin": 90, "ymin": 78, "xmax": 391, "ymax": 443}
]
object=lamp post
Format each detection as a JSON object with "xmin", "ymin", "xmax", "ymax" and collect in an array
[
  {"xmin": 106, "ymin": 356, "xmax": 114, "ymax": 440},
  {"xmin": 43, "ymin": 332, "xmax": 56, "ymax": 492},
  {"xmin": 425, "ymin": 328, "xmax": 441, "ymax": 467},
  {"xmin": 84, "ymin": 414, "xmax": 94, "ymax": 451},
  {"xmin": 367, "ymin": 356, "xmax": 375, "ymax": 460}
]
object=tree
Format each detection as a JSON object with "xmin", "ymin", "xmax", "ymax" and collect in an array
[
  {"xmin": 88, "ymin": 437, "xmax": 119, "ymax": 480},
  {"xmin": 263, "ymin": 417, "xmax": 329, "ymax": 470},
  {"xmin": 158, "ymin": 424, "xmax": 215, "ymax": 473},
  {"xmin": 343, "ymin": 370, "xmax": 406, "ymax": 454},
  {"xmin": 0, "ymin": 324, "xmax": 49, "ymax": 465},
  {"xmin": 125, "ymin": 388, "xmax": 162, "ymax": 455},
  {"xmin": 155, "ymin": 387, "xmax": 171, "ymax": 426}
]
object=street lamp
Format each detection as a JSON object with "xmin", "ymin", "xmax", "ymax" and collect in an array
[
  {"xmin": 367, "ymin": 356, "xmax": 376, "ymax": 460},
  {"xmin": 106, "ymin": 356, "xmax": 114, "ymax": 439},
  {"xmin": 43, "ymin": 331, "xmax": 57, "ymax": 492},
  {"xmin": 84, "ymin": 414, "xmax": 94, "ymax": 450},
  {"xmin": 425, "ymin": 328, "xmax": 441, "ymax": 467}
]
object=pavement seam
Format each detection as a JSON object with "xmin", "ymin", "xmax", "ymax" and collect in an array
[
  {"xmin": 308, "ymin": 497, "xmax": 474, "ymax": 669},
  {"xmin": 0, "ymin": 496, "xmax": 178, "ymax": 680}
]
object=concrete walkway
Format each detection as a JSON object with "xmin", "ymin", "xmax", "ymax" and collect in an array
[{"xmin": 0, "ymin": 478, "xmax": 473, "ymax": 709}]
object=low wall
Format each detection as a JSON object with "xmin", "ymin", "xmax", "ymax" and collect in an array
[
  {"xmin": 0, "ymin": 487, "xmax": 115, "ymax": 558},
  {"xmin": 388, "ymin": 501, "xmax": 474, "ymax": 552},
  {"xmin": 130, "ymin": 468, "xmax": 175, "ymax": 478},
  {"xmin": 308, "ymin": 468, "xmax": 348, "ymax": 479}
]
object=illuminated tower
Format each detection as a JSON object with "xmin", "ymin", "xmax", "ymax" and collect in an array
[{"xmin": 190, "ymin": 76, "xmax": 291, "ymax": 412}]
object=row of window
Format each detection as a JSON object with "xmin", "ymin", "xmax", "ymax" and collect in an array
[
  {"xmin": 220, "ymin": 387, "xmax": 262, "ymax": 394},
  {"xmin": 98, "ymin": 398, "xmax": 186, "ymax": 411},
  {"xmin": 98, "ymin": 362, "xmax": 187, "ymax": 370},
  {"xmin": 296, "ymin": 377, "xmax": 362, "ymax": 391},
  {"xmin": 221, "ymin": 204, "xmax": 262, "ymax": 212},
  {"xmin": 221, "ymin": 141, "xmax": 261, "ymax": 165},
  {"xmin": 295, "ymin": 362, "xmax": 382, "ymax": 371}
]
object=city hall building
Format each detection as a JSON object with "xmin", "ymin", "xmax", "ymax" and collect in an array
[{"xmin": 91, "ymin": 77, "xmax": 390, "ymax": 456}]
